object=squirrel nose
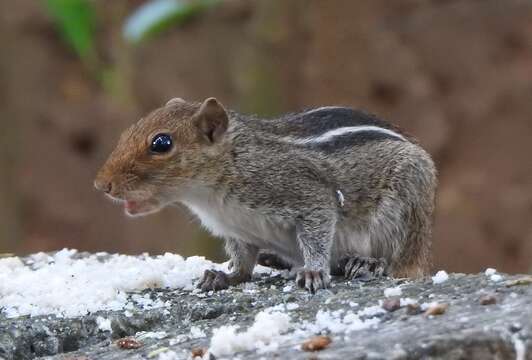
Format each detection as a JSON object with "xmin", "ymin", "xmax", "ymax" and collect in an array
[{"xmin": 94, "ymin": 178, "xmax": 112, "ymax": 193}]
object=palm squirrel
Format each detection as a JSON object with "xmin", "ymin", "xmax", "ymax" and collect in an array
[{"xmin": 95, "ymin": 97, "xmax": 437, "ymax": 293}]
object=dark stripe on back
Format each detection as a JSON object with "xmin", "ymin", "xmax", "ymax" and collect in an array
[
  {"xmin": 306, "ymin": 130, "xmax": 404, "ymax": 153},
  {"xmin": 283, "ymin": 108, "xmax": 400, "ymax": 138}
]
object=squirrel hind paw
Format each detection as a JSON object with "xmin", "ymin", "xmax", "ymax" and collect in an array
[
  {"xmin": 197, "ymin": 269, "xmax": 230, "ymax": 292},
  {"xmin": 337, "ymin": 256, "xmax": 388, "ymax": 281},
  {"xmin": 257, "ymin": 251, "xmax": 293, "ymax": 271}
]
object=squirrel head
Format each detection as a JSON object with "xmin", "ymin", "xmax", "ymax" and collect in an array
[{"xmin": 94, "ymin": 97, "xmax": 229, "ymax": 216}]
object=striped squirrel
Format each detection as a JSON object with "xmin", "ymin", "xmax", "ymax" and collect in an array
[{"xmin": 95, "ymin": 97, "xmax": 437, "ymax": 293}]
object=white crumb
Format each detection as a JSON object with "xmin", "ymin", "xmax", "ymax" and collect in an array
[
  {"xmin": 286, "ymin": 303, "xmax": 299, "ymax": 311},
  {"xmin": 357, "ymin": 305, "xmax": 386, "ymax": 317},
  {"xmin": 190, "ymin": 326, "xmax": 207, "ymax": 339},
  {"xmin": 0, "ymin": 248, "xmax": 226, "ymax": 318},
  {"xmin": 490, "ymin": 274, "xmax": 503, "ymax": 282},
  {"xmin": 136, "ymin": 331, "xmax": 168, "ymax": 340},
  {"xmin": 383, "ymin": 286, "xmax": 402, "ymax": 297},
  {"xmin": 157, "ymin": 349, "xmax": 179, "ymax": 360},
  {"xmin": 485, "ymin": 268, "xmax": 503, "ymax": 281},
  {"xmin": 421, "ymin": 301, "xmax": 439, "ymax": 310},
  {"xmin": 399, "ymin": 298, "xmax": 417, "ymax": 306},
  {"xmin": 512, "ymin": 334, "xmax": 526, "ymax": 360},
  {"xmin": 348, "ymin": 301, "xmax": 359, "ymax": 307},
  {"xmin": 304, "ymin": 306, "xmax": 381, "ymax": 335},
  {"xmin": 484, "ymin": 268, "xmax": 497, "ymax": 276},
  {"xmin": 432, "ymin": 270, "xmax": 449, "ymax": 284},
  {"xmin": 282, "ymin": 284, "xmax": 293, "ymax": 293},
  {"xmin": 96, "ymin": 316, "xmax": 112, "ymax": 332},
  {"xmin": 336, "ymin": 190, "xmax": 345, "ymax": 207},
  {"xmin": 209, "ymin": 309, "xmax": 291, "ymax": 357}
]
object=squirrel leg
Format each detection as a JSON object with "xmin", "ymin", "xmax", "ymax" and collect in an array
[
  {"xmin": 294, "ymin": 212, "xmax": 336, "ymax": 293},
  {"xmin": 332, "ymin": 255, "xmax": 388, "ymax": 281},
  {"xmin": 198, "ymin": 239, "xmax": 258, "ymax": 292}
]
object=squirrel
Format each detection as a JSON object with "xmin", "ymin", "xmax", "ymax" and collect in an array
[{"xmin": 94, "ymin": 97, "xmax": 437, "ymax": 293}]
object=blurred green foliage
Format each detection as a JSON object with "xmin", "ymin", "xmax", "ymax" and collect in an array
[
  {"xmin": 44, "ymin": 0, "xmax": 96, "ymax": 60},
  {"xmin": 124, "ymin": 0, "xmax": 221, "ymax": 44}
]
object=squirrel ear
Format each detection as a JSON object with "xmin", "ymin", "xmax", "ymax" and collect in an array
[
  {"xmin": 166, "ymin": 97, "xmax": 186, "ymax": 106},
  {"xmin": 194, "ymin": 97, "xmax": 228, "ymax": 144}
]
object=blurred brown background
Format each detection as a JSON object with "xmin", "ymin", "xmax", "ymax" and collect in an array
[{"xmin": 1, "ymin": 0, "xmax": 531, "ymax": 274}]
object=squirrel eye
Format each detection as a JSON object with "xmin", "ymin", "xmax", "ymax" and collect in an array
[{"xmin": 150, "ymin": 133, "xmax": 173, "ymax": 153}]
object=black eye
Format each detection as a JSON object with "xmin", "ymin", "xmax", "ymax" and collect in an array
[{"xmin": 150, "ymin": 134, "xmax": 173, "ymax": 153}]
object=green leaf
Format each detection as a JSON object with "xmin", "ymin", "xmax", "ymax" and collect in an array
[
  {"xmin": 44, "ymin": 0, "xmax": 96, "ymax": 59},
  {"xmin": 123, "ymin": 0, "xmax": 220, "ymax": 44}
]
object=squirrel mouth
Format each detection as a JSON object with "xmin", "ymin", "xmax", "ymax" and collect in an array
[{"xmin": 123, "ymin": 198, "xmax": 161, "ymax": 217}]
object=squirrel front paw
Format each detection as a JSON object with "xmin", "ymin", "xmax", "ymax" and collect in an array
[{"xmin": 295, "ymin": 268, "xmax": 330, "ymax": 293}]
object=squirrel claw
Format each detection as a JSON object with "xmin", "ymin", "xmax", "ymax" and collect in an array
[
  {"xmin": 343, "ymin": 256, "xmax": 388, "ymax": 281},
  {"xmin": 296, "ymin": 269, "xmax": 330, "ymax": 293},
  {"xmin": 198, "ymin": 269, "xmax": 230, "ymax": 291}
]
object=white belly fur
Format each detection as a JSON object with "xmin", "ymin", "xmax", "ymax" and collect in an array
[{"xmin": 181, "ymin": 193, "xmax": 373, "ymax": 267}]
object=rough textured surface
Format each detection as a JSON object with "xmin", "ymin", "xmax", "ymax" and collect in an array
[
  {"xmin": 1, "ymin": 256, "xmax": 531, "ymax": 360},
  {"xmin": 1, "ymin": 0, "xmax": 532, "ymax": 274}
]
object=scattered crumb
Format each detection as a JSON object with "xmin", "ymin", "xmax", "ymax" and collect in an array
[
  {"xmin": 96, "ymin": 316, "xmax": 112, "ymax": 333},
  {"xmin": 116, "ymin": 337, "xmax": 142, "ymax": 349},
  {"xmin": 286, "ymin": 303, "xmax": 299, "ymax": 311},
  {"xmin": 191, "ymin": 347, "xmax": 207, "ymax": 358},
  {"xmin": 282, "ymin": 284, "xmax": 294, "ymax": 293},
  {"xmin": 0, "ymin": 249, "xmax": 227, "ymax": 318},
  {"xmin": 301, "ymin": 335, "xmax": 332, "ymax": 352},
  {"xmin": 209, "ymin": 309, "xmax": 291, "ymax": 357},
  {"xmin": 156, "ymin": 349, "xmax": 178, "ymax": 360},
  {"xmin": 382, "ymin": 298, "xmax": 401, "ymax": 312},
  {"xmin": 490, "ymin": 274, "xmax": 503, "ymax": 282},
  {"xmin": 383, "ymin": 286, "xmax": 402, "ymax": 297},
  {"xmin": 484, "ymin": 268, "xmax": 497, "ymax": 276},
  {"xmin": 190, "ymin": 326, "xmax": 206, "ymax": 339},
  {"xmin": 432, "ymin": 270, "xmax": 449, "ymax": 284},
  {"xmin": 399, "ymin": 298, "xmax": 417, "ymax": 306},
  {"xmin": 406, "ymin": 303, "xmax": 422, "ymax": 315},
  {"xmin": 136, "ymin": 331, "xmax": 168, "ymax": 340},
  {"xmin": 479, "ymin": 295, "xmax": 497, "ymax": 305},
  {"xmin": 512, "ymin": 334, "xmax": 526, "ymax": 360},
  {"xmin": 423, "ymin": 303, "xmax": 448, "ymax": 317}
]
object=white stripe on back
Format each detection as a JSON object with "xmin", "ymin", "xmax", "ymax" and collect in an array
[
  {"xmin": 285, "ymin": 126, "xmax": 406, "ymax": 145},
  {"xmin": 303, "ymin": 106, "xmax": 346, "ymax": 115}
]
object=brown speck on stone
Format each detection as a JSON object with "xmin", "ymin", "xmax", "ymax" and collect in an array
[
  {"xmin": 424, "ymin": 303, "xmax": 448, "ymax": 317},
  {"xmin": 191, "ymin": 347, "xmax": 207, "ymax": 358},
  {"xmin": 479, "ymin": 295, "xmax": 497, "ymax": 305},
  {"xmin": 301, "ymin": 335, "xmax": 332, "ymax": 352},
  {"xmin": 406, "ymin": 303, "xmax": 422, "ymax": 315},
  {"xmin": 382, "ymin": 298, "xmax": 401, "ymax": 312},
  {"xmin": 116, "ymin": 337, "xmax": 142, "ymax": 349}
]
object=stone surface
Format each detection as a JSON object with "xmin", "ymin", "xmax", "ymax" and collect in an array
[
  {"xmin": 1, "ymin": 261, "xmax": 531, "ymax": 360},
  {"xmin": 2, "ymin": 0, "xmax": 532, "ymax": 275}
]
